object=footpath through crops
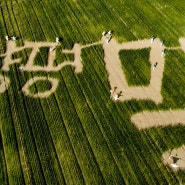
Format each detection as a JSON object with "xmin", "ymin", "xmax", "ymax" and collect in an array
[{"xmin": 1, "ymin": 0, "xmax": 185, "ymax": 184}]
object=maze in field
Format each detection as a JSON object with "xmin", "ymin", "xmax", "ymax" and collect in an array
[
  {"xmin": 1, "ymin": 0, "xmax": 185, "ymax": 185},
  {"xmin": 1, "ymin": 34, "xmax": 185, "ymax": 171}
]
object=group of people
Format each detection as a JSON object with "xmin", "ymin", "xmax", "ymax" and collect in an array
[
  {"xmin": 151, "ymin": 35, "xmax": 165, "ymax": 71},
  {"xmin": 110, "ymin": 87, "xmax": 123, "ymax": 101},
  {"xmin": 168, "ymin": 153, "xmax": 180, "ymax": 169},
  {"xmin": 5, "ymin": 35, "xmax": 16, "ymax": 41},
  {"xmin": 102, "ymin": 30, "xmax": 113, "ymax": 43},
  {"xmin": 5, "ymin": 35, "xmax": 60, "ymax": 43}
]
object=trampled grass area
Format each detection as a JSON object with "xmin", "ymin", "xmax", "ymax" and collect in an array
[{"xmin": 1, "ymin": 0, "xmax": 185, "ymax": 184}]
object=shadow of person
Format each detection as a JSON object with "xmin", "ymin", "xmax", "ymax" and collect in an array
[
  {"xmin": 118, "ymin": 91, "xmax": 123, "ymax": 98},
  {"xmin": 172, "ymin": 156, "xmax": 181, "ymax": 164}
]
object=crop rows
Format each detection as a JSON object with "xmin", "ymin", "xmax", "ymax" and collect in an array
[
  {"xmin": 77, "ymin": 45, "xmax": 179, "ymax": 184},
  {"xmin": 119, "ymin": 48, "xmax": 151, "ymax": 86},
  {"xmin": 1, "ymin": 0, "xmax": 185, "ymax": 184}
]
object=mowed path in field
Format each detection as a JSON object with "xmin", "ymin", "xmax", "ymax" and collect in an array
[
  {"xmin": 102, "ymin": 36, "xmax": 164, "ymax": 104},
  {"xmin": 102, "ymin": 35, "xmax": 185, "ymax": 170},
  {"xmin": 101, "ymin": 35, "xmax": 185, "ymax": 129},
  {"xmin": 1, "ymin": 36, "xmax": 185, "ymax": 170},
  {"xmin": 2, "ymin": 37, "xmax": 185, "ymax": 127},
  {"xmin": 2, "ymin": 37, "xmax": 185, "ymax": 124}
]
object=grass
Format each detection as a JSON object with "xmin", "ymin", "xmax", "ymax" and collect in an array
[
  {"xmin": 0, "ymin": 133, "xmax": 8, "ymax": 185},
  {"xmin": 0, "ymin": 0, "xmax": 185, "ymax": 184},
  {"xmin": 119, "ymin": 48, "xmax": 151, "ymax": 86},
  {"xmin": 160, "ymin": 49, "xmax": 185, "ymax": 109},
  {"xmin": 11, "ymin": 48, "xmax": 32, "ymax": 65},
  {"xmin": 53, "ymin": 46, "xmax": 74, "ymax": 66},
  {"xmin": 28, "ymin": 79, "xmax": 52, "ymax": 94},
  {"xmin": 33, "ymin": 47, "xmax": 49, "ymax": 67}
]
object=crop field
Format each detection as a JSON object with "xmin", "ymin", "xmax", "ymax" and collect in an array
[{"xmin": 1, "ymin": 0, "xmax": 185, "ymax": 184}]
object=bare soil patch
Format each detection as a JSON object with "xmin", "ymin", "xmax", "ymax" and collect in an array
[
  {"xmin": 162, "ymin": 146, "xmax": 185, "ymax": 171},
  {"xmin": 0, "ymin": 75, "xmax": 10, "ymax": 93}
]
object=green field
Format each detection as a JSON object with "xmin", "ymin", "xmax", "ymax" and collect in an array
[{"xmin": 1, "ymin": 0, "xmax": 185, "ymax": 184}]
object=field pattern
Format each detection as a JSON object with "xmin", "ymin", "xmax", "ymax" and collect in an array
[{"xmin": 1, "ymin": 0, "xmax": 185, "ymax": 184}]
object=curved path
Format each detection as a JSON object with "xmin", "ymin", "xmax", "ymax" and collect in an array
[{"xmin": 22, "ymin": 76, "xmax": 59, "ymax": 98}]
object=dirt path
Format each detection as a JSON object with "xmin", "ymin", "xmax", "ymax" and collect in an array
[
  {"xmin": 0, "ymin": 75, "xmax": 10, "ymax": 93},
  {"xmin": 101, "ymin": 35, "xmax": 185, "ymax": 170},
  {"xmin": 1, "ymin": 37, "xmax": 185, "ymax": 105},
  {"xmin": 162, "ymin": 146, "xmax": 185, "ymax": 171},
  {"xmin": 22, "ymin": 76, "xmax": 59, "ymax": 98},
  {"xmin": 102, "ymin": 36, "xmax": 165, "ymax": 104},
  {"xmin": 1, "ymin": 41, "xmax": 83, "ymax": 72},
  {"xmin": 131, "ymin": 109, "xmax": 185, "ymax": 129},
  {"xmin": 131, "ymin": 109, "xmax": 185, "ymax": 170}
]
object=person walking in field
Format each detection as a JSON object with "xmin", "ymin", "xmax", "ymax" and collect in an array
[
  {"xmin": 160, "ymin": 40, "xmax": 164, "ymax": 47},
  {"xmin": 56, "ymin": 37, "xmax": 59, "ymax": 43},
  {"xmin": 153, "ymin": 62, "xmax": 158, "ymax": 70},
  {"xmin": 5, "ymin": 36, "xmax": 9, "ymax": 41},
  {"xmin": 11, "ymin": 36, "xmax": 16, "ymax": 40},
  {"xmin": 151, "ymin": 35, "xmax": 155, "ymax": 43},
  {"xmin": 162, "ymin": 49, "xmax": 165, "ymax": 57}
]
